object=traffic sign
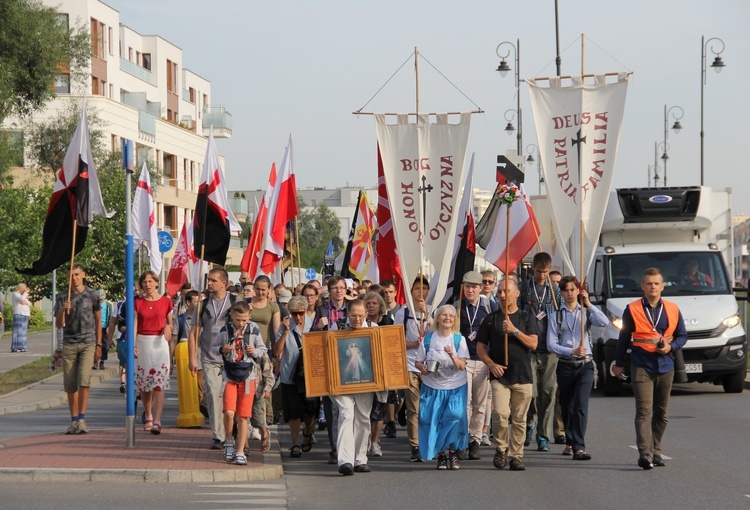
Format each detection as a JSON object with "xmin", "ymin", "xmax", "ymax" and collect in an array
[
  {"xmin": 304, "ymin": 268, "xmax": 317, "ymax": 280},
  {"xmin": 157, "ymin": 231, "xmax": 174, "ymax": 253}
]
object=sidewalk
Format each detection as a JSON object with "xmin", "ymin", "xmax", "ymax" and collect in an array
[{"xmin": 0, "ymin": 350, "xmax": 284, "ymax": 482}]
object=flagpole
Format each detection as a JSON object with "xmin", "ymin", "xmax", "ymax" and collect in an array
[
  {"xmin": 289, "ymin": 224, "xmax": 296, "ymax": 290},
  {"xmin": 295, "ymin": 219, "xmax": 302, "ymax": 284},
  {"xmin": 415, "ymin": 47, "xmax": 427, "ymax": 339},
  {"xmin": 504, "ymin": 204, "xmax": 511, "ymax": 366},
  {"xmin": 579, "ymin": 35, "xmax": 587, "ymax": 348},
  {"xmin": 66, "ymin": 218, "xmax": 77, "ymax": 309}
]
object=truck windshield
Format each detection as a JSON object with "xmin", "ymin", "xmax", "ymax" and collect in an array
[{"xmin": 607, "ymin": 252, "xmax": 730, "ymax": 297}]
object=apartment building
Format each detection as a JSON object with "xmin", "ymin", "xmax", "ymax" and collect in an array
[{"xmin": 2, "ymin": 0, "xmax": 240, "ymax": 274}]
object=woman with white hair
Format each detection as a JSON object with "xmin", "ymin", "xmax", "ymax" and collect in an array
[
  {"xmin": 415, "ymin": 304, "xmax": 469, "ymax": 470},
  {"xmin": 11, "ymin": 283, "xmax": 31, "ymax": 353}
]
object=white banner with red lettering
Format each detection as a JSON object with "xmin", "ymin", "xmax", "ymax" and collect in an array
[
  {"xmin": 526, "ymin": 74, "xmax": 629, "ymax": 276},
  {"xmin": 375, "ymin": 113, "xmax": 471, "ymax": 312}
]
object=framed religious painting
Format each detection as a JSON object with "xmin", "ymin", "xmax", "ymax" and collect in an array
[{"xmin": 301, "ymin": 325, "xmax": 408, "ymax": 397}]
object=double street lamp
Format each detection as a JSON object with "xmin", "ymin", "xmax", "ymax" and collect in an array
[
  {"xmin": 661, "ymin": 105, "xmax": 683, "ymax": 186},
  {"xmin": 496, "ymin": 39, "xmax": 522, "ymax": 157},
  {"xmin": 700, "ymin": 35, "xmax": 726, "ymax": 185}
]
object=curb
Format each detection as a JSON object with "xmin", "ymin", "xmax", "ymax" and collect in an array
[
  {"xmin": 0, "ymin": 365, "xmax": 120, "ymax": 416},
  {"xmin": 0, "ymin": 440, "xmax": 284, "ymax": 483}
]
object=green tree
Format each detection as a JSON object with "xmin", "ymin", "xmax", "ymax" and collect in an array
[
  {"xmin": 297, "ymin": 203, "xmax": 343, "ymax": 269},
  {"xmin": 0, "ymin": 0, "xmax": 90, "ymax": 122}
]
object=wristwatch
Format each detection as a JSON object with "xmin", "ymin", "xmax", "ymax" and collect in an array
[{"xmin": 513, "ymin": 328, "xmax": 520, "ymax": 336}]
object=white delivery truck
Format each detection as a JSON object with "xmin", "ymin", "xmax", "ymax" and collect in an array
[{"xmin": 532, "ymin": 186, "xmax": 746, "ymax": 395}]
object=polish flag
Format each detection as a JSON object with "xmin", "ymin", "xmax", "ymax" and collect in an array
[
  {"xmin": 477, "ymin": 184, "xmax": 539, "ymax": 275},
  {"xmin": 260, "ymin": 135, "xmax": 298, "ymax": 274},
  {"xmin": 166, "ymin": 212, "xmax": 198, "ymax": 296},
  {"xmin": 132, "ymin": 161, "xmax": 161, "ymax": 276},
  {"xmin": 240, "ymin": 163, "xmax": 277, "ymax": 279},
  {"xmin": 374, "ymin": 145, "xmax": 404, "ymax": 304}
]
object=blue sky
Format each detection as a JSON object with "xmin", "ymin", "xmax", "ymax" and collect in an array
[{"xmin": 114, "ymin": 0, "xmax": 749, "ymax": 213}]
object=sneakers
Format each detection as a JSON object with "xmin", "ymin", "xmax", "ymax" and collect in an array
[
  {"xmin": 410, "ymin": 446, "xmax": 423, "ymax": 462},
  {"xmin": 76, "ymin": 419, "xmax": 89, "ymax": 434},
  {"xmin": 448, "ymin": 451, "xmax": 461, "ymax": 470},
  {"xmin": 210, "ymin": 438, "xmax": 223, "ymax": 450},
  {"xmin": 455, "ymin": 449, "xmax": 466, "ymax": 461},
  {"xmin": 480, "ymin": 433, "xmax": 491, "ymax": 446},
  {"xmin": 436, "ymin": 452, "xmax": 448, "ymax": 470},
  {"xmin": 562, "ymin": 445, "xmax": 573, "ymax": 456},
  {"xmin": 224, "ymin": 440, "xmax": 236, "ymax": 462},
  {"xmin": 554, "ymin": 434, "xmax": 567, "ymax": 444},
  {"xmin": 638, "ymin": 453, "xmax": 654, "ymax": 470},
  {"xmin": 537, "ymin": 436, "xmax": 550, "ymax": 452},
  {"xmin": 653, "ymin": 455, "xmax": 666, "ymax": 467},
  {"xmin": 493, "ymin": 448, "xmax": 508, "ymax": 469},
  {"xmin": 119, "ymin": 382, "xmax": 126, "ymax": 394},
  {"xmin": 328, "ymin": 450, "xmax": 338, "ymax": 465},
  {"xmin": 353, "ymin": 464, "xmax": 371, "ymax": 473},
  {"xmin": 369, "ymin": 442, "xmax": 383, "ymax": 457},
  {"xmin": 65, "ymin": 421, "xmax": 79, "ymax": 435},
  {"xmin": 339, "ymin": 463, "xmax": 354, "ymax": 476},
  {"xmin": 509, "ymin": 457, "xmax": 526, "ymax": 471},
  {"xmin": 524, "ymin": 424, "xmax": 535, "ymax": 447},
  {"xmin": 468, "ymin": 440, "xmax": 481, "ymax": 460}
]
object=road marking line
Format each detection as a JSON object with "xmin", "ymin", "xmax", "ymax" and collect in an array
[{"xmin": 198, "ymin": 484, "xmax": 285, "ymax": 489}]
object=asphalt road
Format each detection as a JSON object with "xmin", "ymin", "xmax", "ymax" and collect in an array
[{"xmin": 0, "ymin": 375, "xmax": 748, "ymax": 509}]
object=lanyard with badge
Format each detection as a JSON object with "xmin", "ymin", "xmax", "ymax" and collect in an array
[
  {"xmin": 645, "ymin": 300, "xmax": 665, "ymax": 348},
  {"xmin": 565, "ymin": 307, "xmax": 588, "ymax": 352},
  {"xmin": 533, "ymin": 283, "xmax": 547, "ymax": 320},
  {"xmin": 211, "ymin": 295, "xmax": 229, "ymax": 334},
  {"xmin": 465, "ymin": 302, "xmax": 479, "ymax": 341}
]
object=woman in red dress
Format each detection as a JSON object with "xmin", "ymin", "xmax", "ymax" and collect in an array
[{"xmin": 134, "ymin": 271, "xmax": 173, "ymax": 434}]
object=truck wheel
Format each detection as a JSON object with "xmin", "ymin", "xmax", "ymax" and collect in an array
[
  {"xmin": 601, "ymin": 359, "xmax": 624, "ymax": 396},
  {"xmin": 722, "ymin": 370, "xmax": 745, "ymax": 394}
]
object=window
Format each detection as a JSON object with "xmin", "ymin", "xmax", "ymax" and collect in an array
[
  {"xmin": 163, "ymin": 205, "xmax": 176, "ymax": 232},
  {"xmin": 109, "ymin": 83, "xmax": 114, "ymax": 98},
  {"xmin": 56, "ymin": 13, "xmax": 69, "ymax": 31},
  {"xmin": 2, "ymin": 131, "xmax": 24, "ymax": 167},
  {"xmin": 128, "ymin": 47, "xmax": 133, "ymax": 62},
  {"xmin": 136, "ymin": 51, "xmax": 140, "ymax": 66},
  {"xmin": 189, "ymin": 87, "xmax": 195, "ymax": 103},
  {"xmin": 54, "ymin": 74, "xmax": 70, "ymax": 94},
  {"xmin": 163, "ymin": 152, "xmax": 176, "ymax": 184},
  {"xmin": 92, "ymin": 77, "xmax": 99, "ymax": 95},
  {"xmin": 142, "ymin": 53, "xmax": 151, "ymax": 71},
  {"xmin": 90, "ymin": 19, "xmax": 105, "ymax": 58},
  {"xmin": 166, "ymin": 59, "xmax": 178, "ymax": 93},
  {"xmin": 108, "ymin": 27, "xmax": 113, "ymax": 55}
]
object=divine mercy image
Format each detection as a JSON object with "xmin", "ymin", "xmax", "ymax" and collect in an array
[{"xmin": 338, "ymin": 338, "xmax": 374, "ymax": 385}]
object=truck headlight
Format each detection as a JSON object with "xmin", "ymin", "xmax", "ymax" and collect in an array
[
  {"xmin": 722, "ymin": 315, "xmax": 741, "ymax": 329},
  {"xmin": 609, "ymin": 315, "xmax": 623, "ymax": 330}
]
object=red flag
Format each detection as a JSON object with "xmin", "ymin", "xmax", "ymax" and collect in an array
[
  {"xmin": 20, "ymin": 106, "xmax": 111, "ymax": 275},
  {"xmin": 193, "ymin": 127, "xmax": 241, "ymax": 265},
  {"xmin": 166, "ymin": 212, "xmax": 198, "ymax": 296},
  {"xmin": 261, "ymin": 135, "xmax": 298, "ymax": 274},
  {"xmin": 375, "ymin": 144, "xmax": 404, "ymax": 303},
  {"xmin": 240, "ymin": 163, "xmax": 276, "ymax": 278},
  {"xmin": 476, "ymin": 184, "xmax": 539, "ymax": 274}
]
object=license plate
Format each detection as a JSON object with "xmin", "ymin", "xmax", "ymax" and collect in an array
[{"xmin": 684, "ymin": 363, "xmax": 703, "ymax": 374}]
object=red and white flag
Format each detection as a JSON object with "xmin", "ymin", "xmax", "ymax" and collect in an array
[
  {"xmin": 375, "ymin": 145, "xmax": 404, "ymax": 303},
  {"xmin": 166, "ymin": 212, "xmax": 198, "ymax": 296},
  {"xmin": 132, "ymin": 161, "xmax": 161, "ymax": 276},
  {"xmin": 476, "ymin": 183, "xmax": 539, "ymax": 275},
  {"xmin": 240, "ymin": 163, "xmax": 276, "ymax": 279},
  {"xmin": 193, "ymin": 127, "xmax": 241, "ymax": 266},
  {"xmin": 260, "ymin": 135, "xmax": 298, "ymax": 274},
  {"xmin": 526, "ymin": 73, "xmax": 629, "ymax": 275}
]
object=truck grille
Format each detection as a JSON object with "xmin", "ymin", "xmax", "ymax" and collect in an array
[
  {"xmin": 687, "ymin": 325, "xmax": 726, "ymax": 340},
  {"xmin": 682, "ymin": 347, "xmax": 723, "ymax": 361}
]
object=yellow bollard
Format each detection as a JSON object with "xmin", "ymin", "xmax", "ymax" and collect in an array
[{"xmin": 175, "ymin": 341, "xmax": 205, "ymax": 428}]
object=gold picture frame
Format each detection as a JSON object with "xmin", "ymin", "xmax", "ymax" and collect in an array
[{"xmin": 302, "ymin": 325, "xmax": 408, "ymax": 398}]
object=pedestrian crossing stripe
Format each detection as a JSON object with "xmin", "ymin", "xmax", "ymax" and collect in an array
[{"xmin": 627, "ymin": 445, "xmax": 673, "ymax": 460}]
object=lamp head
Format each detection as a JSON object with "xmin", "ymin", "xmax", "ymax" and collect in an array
[
  {"xmin": 711, "ymin": 55, "xmax": 726, "ymax": 73},
  {"xmin": 496, "ymin": 59, "xmax": 511, "ymax": 77}
]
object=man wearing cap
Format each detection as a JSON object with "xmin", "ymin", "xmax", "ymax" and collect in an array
[{"xmin": 456, "ymin": 271, "xmax": 494, "ymax": 460}]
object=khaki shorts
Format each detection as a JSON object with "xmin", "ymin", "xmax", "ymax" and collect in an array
[{"xmin": 63, "ymin": 343, "xmax": 96, "ymax": 393}]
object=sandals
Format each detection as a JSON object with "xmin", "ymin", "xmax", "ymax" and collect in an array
[
  {"xmin": 261, "ymin": 428, "xmax": 271, "ymax": 453},
  {"xmin": 144, "ymin": 417, "xmax": 153, "ymax": 432},
  {"xmin": 235, "ymin": 452, "xmax": 247, "ymax": 465},
  {"xmin": 150, "ymin": 421, "xmax": 162, "ymax": 435},
  {"xmin": 224, "ymin": 441, "xmax": 236, "ymax": 462},
  {"xmin": 573, "ymin": 450, "xmax": 591, "ymax": 461},
  {"xmin": 301, "ymin": 433, "xmax": 314, "ymax": 453},
  {"xmin": 289, "ymin": 445, "xmax": 302, "ymax": 458}
]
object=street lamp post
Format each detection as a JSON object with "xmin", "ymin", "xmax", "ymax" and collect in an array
[
  {"xmin": 661, "ymin": 105, "xmax": 683, "ymax": 186},
  {"xmin": 526, "ymin": 143, "xmax": 543, "ymax": 194},
  {"xmin": 496, "ymin": 39, "xmax": 522, "ymax": 157},
  {"xmin": 700, "ymin": 35, "xmax": 726, "ymax": 186}
]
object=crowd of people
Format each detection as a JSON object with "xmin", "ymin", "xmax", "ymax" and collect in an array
[{"xmin": 44, "ymin": 252, "xmax": 688, "ymax": 473}]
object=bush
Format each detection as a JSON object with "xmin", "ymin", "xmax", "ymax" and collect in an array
[{"xmin": 2, "ymin": 304, "xmax": 48, "ymax": 329}]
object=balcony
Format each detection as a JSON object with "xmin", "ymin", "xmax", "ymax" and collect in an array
[
  {"xmin": 139, "ymin": 109, "xmax": 156, "ymax": 139},
  {"xmin": 203, "ymin": 105, "xmax": 233, "ymax": 138},
  {"xmin": 120, "ymin": 57, "xmax": 156, "ymax": 86}
]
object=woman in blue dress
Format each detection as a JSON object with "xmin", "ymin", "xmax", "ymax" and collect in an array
[{"xmin": 415, "ymin": 304, "xmax": 469, "ymax": 470}]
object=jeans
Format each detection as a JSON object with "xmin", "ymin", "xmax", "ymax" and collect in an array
[{"xmin": 556, "ymin": 359, "xmax": 594, "ymax": 452}]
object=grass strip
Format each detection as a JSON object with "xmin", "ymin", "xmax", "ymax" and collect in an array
[{"xmin": 0, "ymin": 356, "xmax": 54, "ymax": 395}]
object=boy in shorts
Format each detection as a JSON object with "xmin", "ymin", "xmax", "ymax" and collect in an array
[{"xmin": 212, "ymin": 301, "xmax": 267, "ymax": 465}]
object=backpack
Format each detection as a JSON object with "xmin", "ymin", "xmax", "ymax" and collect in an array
[
  {"xmin": 222, "ymin": 322, "xmax": 256, "ymax": 383},
  {"xmin": 423, "ymin": 332, "xmax": 462, "ymax": 354},
  {"xmin": 201, "ymin": 294, "xmax": 237, "ymax": 326}
]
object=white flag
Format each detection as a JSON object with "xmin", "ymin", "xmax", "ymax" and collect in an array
[
  {"xmin": 526, "ymin": 73, "xmax": 629, "ymax": 275},
  {"xmin": 132, "ymin": 161, "xmax": 161, "ymax": 276},
  {"xmin": 375, "ymin": 113, "xmax": 471, "ymax": 312}
]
